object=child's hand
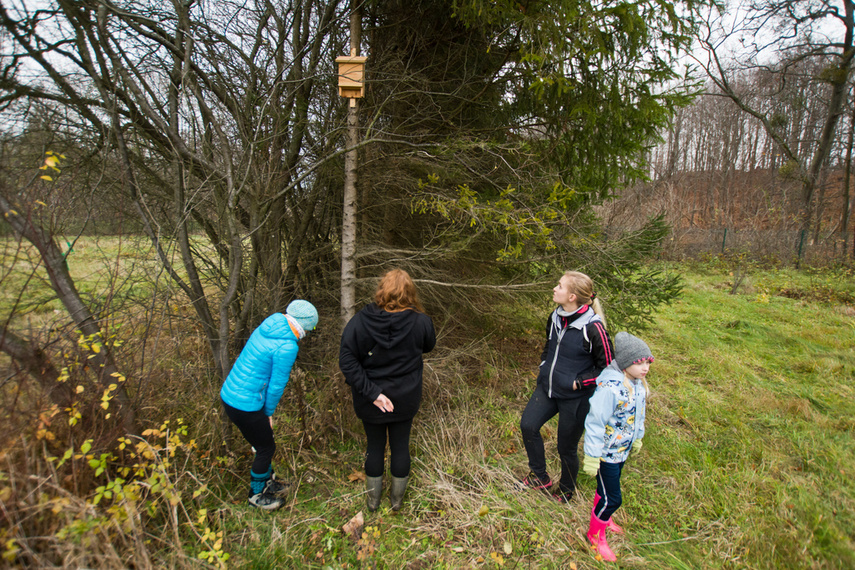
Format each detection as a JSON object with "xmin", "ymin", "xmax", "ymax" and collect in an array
[
  {"xmin": 632, "ymin": 439, "xmax": 643, "ymax": 455},
  {"xmin": 583, "ymin": 455, "xmax": 600, "ymax": 477}
]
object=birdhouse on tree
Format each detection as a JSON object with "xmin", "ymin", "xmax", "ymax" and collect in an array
[{"xmin": 336, "ymin": 50, "xmax": 367, "ymax": 99}]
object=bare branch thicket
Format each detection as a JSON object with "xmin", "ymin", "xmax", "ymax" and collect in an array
[
  {"xmin": 0, "ymin": 0, "xmax": 351, "ymax": 390},
  {"xmin": 689, "ymin": 0, "xmax": 854, "ymax": 260}
]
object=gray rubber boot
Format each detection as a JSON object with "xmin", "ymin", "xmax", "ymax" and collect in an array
[
  {"xmin": 366, "ymin": 476, "xmax": 383, "ymax": 512},
  {"xmin": 389, "ymin": 475, "xmax": 409, "ymax": 511}
]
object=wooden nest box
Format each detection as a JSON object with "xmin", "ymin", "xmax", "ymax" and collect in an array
[{"xmin": 336, "ymin": 50, "xmax": 367, "ymax": 99}]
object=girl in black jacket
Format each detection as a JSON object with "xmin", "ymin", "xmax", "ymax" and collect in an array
[
  {"xmin": 519, "ymin": 271, "xmax": 614, "ymax": 502},
  {"xmin": 340, "ymin": 269, "xmax": 436, "ymax": 512}
]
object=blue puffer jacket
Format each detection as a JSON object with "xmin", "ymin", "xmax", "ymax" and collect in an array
[{"xmin": 220, "ymin": 313, "xmax": 299, "ymax": 416}]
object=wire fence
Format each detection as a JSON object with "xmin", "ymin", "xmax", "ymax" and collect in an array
[{"xmin": 661, "ymin": 227, "xmax": 853, "ymax": 265}]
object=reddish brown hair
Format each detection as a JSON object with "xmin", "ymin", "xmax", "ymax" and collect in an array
[{"xmin": 374, "ymin": 269, "xmax": 424, "ymax": 313}]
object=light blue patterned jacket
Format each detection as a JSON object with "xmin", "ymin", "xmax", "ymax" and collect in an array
[{"xmin": 583, "ymin": 361, "xmax": 646, "ymax": 463}]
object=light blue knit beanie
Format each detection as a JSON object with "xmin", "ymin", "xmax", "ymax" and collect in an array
[{"xmin": 286, "ymin": 300, "xmax": 318, "ymax": 331}]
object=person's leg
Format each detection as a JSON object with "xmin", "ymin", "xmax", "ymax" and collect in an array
[
  {"xmin": 387, "ymin": 419, "xmax": 414, "ymax": 510},
  {"xmin": 222, "ymin": 400, "xmax": 276, "ymax": 494},
  {"xmin": 519, "ymin": 384, "xmax": 559, "ymax": 485},
  {"xmin": 221, "ymin": 400, "xmax": 283, "ymax": 509},
  {"xmin": 387, "ymin": 419, "xmax": 414, "ymax": 478},
  {"xmin": 594, "ymin": 461, "xmax": 624, "ymax": 522},
  {"xmin": 362, "ymin": 421, "xmax": 388, "ymax": 478},
  {"xmin": 587, "ymin": 461, "xmax": 623, "ymax": 561},
  {"xmin": 361, "ymin": 421, "xmax": 388, "ymax": 512},
  {"xmin": 554, "ymin": 395, "xmax": 591, "ymax": 497}
]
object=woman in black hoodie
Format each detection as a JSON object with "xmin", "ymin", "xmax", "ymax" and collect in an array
[{"xmin": 340, "ymin": 269, "xmax": 436, "ymax": 512}]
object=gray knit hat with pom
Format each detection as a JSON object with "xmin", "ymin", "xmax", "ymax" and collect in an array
[{"xmin": 614, "ymin": 332, "xmax": 654, "ymax": 370}]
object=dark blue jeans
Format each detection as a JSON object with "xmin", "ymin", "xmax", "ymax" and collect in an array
[
  {"xmin": 520, "ymin": 384, "xmax": 591, "ymax": 496},
  {"xmin": 363, "ymin": 419, "xmax": 413, "ymax": 478},
  {"xmin": 594, "ymin": 460, "xmax": 624, "ymax": 521}
]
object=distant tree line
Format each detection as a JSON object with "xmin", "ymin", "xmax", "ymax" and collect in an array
[{"xmin": 605, "ymin": 0, "xmax": 855, "ymax": 262}]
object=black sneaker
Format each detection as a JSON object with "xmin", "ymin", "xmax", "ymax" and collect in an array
[
  {"xmin": 263, "ymin": 476, "xmax": 290, "ymax": 496},
  {"xmin": 552, "ymin": 490, "xmax": 573, "ymax": 504},
  {"xmin": 518, "ymin": 472, "xmax": 553, "ymax": 492},
  {"xmin": 249, "ymin": 491, "xmax": 284, "ymax": 510}
]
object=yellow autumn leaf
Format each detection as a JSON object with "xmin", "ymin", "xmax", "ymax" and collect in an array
[
  {"xmin": 75, "ymin": 385, "xmax": 84, "ymax": 394},
  {"xmin": 40, "ymin": 175, "xmax": 53, "ymax": 181}
]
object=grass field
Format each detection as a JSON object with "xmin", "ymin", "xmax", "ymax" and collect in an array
[
  {"xmin": 198, "ymin": 263, "xmax": 854, "ymax": 569},
  {"xmin": 2, "ymin": 257, "xmax": 853, "ymax": 568}
]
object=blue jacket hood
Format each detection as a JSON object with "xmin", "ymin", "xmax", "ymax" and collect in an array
[{"xmin": 257, "ymin": 312, "xmax": 295, "ymax": 339}]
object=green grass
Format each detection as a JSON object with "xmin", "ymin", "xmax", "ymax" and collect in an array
[
  {"xmin": 198, "ymin": 264, "xmax": 854, "ymax": 569},
  {"xmin": 3, "ymin": 258, "xmax": 854, "ymax": 568}
]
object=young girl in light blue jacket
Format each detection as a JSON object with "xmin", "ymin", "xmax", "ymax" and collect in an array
[
  {"xmin": 582, "ymin": 332, "xmax": 653, "ymax": 561},
  {"xmin": 220, "ymin": 300, "xmax": 318, "ymax": 510}
]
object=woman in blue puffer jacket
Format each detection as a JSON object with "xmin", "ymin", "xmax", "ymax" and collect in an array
[{"xmin": 220, "ymin": 299, "xmax": 318, "ymax": 511}]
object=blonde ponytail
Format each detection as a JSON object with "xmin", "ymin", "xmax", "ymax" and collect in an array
[
  {"xmin": 591, "ymin": 297, "xmax": 607, "ymax": 328},
  {"xmin": 563, "ymin": 270, "xmax": 606, "ymax": 326}
]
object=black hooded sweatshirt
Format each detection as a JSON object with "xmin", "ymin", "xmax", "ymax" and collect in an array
[{"xmin": 339, "ymin": 303, "xmax": 436, "ymax": 423}]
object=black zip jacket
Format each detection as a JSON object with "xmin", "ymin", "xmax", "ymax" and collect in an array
[
  {"xmin": 340, "ymin": 303, "xmax": 436, "ymax": 423},
  {"xmin": 536, "ymin": 306, "xmax": 614, "ymax": 399}
]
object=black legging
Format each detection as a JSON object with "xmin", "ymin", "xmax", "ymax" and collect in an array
[
  {"xmin": 222, "ymin": 399, "xmax": 276, "ymax": 475},
  {"xmin": 520, "ymin": 384, "xmax": 591, "ymax": 495},
  {"xmin": 362, "ymin": 419, "xmax": 413, "ymax": 478}
]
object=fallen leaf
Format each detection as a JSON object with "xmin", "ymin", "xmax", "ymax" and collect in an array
[
  {"xmin": 342, "ymin": 511, "xmax": 364, "ymax": 541},
  {"xmin": 348, "ymin": 471, "xmax": 366, "ymax": 483},
  {"xmin": 478, "ymin": 505, "xmax": 489, "ymax": 517},
  {"xmin": 503, "ymin": 541, "xmax": 512, "ymax": 555}
]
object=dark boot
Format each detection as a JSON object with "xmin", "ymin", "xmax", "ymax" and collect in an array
[
  {"xmin": 365, "ymin": 476, "xmax": 383, "ymax": 512},
  {"xmin": 389, "ymin": 475, "xmax": 409, "ymax": 511}
]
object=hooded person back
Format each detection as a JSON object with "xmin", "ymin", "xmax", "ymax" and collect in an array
[{"xmin": 340, "ymin": 303, "xmax": 436, "ymax": 423}]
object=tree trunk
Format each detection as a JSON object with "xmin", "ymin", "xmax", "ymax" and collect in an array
[
  {"xmin": 340, "ymin": 2, "xmax": 362, "ymax": 328},
  {"xmin": 843, "ymin": 110, "xmax": 854, "ymax": 259},
  {"xmin": 0, "ymin": 328, "xmax": 75, "ymax": 409},
  {"xmin": 0, "ymin": 193, "xmax": 138, "ymax": 435}
]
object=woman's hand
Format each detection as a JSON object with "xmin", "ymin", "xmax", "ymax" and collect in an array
[
  {"xmin": 373, "ymin": 394, "xmax": 394, "ymax": 413},
  {"xmin": 269, "ymin": 416, "xmax": 274, "ymax": 429}
]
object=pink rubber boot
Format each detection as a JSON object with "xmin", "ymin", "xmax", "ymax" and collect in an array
[
  {"xmin": 593, "ymin": 492, "xmax": 624, "ymax": 534},
  {"xmin": 587, "ymin": 510, "xmax": 617, "ymax": 562}
]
